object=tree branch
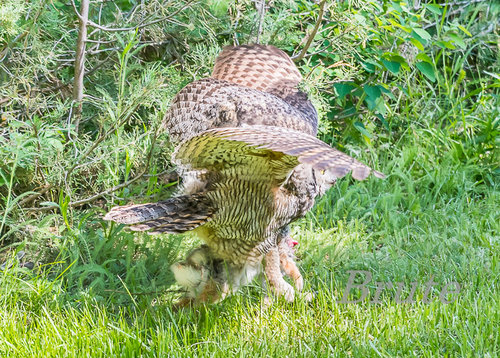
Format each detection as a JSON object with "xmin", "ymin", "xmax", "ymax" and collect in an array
[
  {"xmin": 294, "ymin": 0, "xmax": 327, "ymax": 62},
  {"xmin": 16, "ymin": 185, "xmax": 52, "ymax": 208},
  {"xmin": 64, "ymin": 103, "xmax": 141, "ymax": 185},
  {"xmin": 72, "ymin": 0, "xmax": 90, "ymax": 132},
  {"xmin": 255, "ymin": 0, "xmax": 266, "ymax": 44},
  {"xmin": 27, "ymin": 129, "xmax": 163, "ymax": 212},
  {"xmin": 68, "ymin": 169, "xmax": 147, "ymax": 208}
]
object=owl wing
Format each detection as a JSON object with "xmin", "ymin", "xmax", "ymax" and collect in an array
[
  {"xmin": 174, "ymin": 125, "xmax": 385, "ymax": 184},
  {"xmin": 212, "ymin": 44, "xmax": 302, "ymax": 92},
  {"xmin": 103, "ymin": 193, "xmax": 215, "ymax": 233},
  {"xmin": 163, "ymin": 78, "xmax": 317, "ymax": 145}
]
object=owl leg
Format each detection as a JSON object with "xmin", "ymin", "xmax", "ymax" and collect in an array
[
  {"xmin": 278, "ymin": 236, "xmax": 314, "ymax": 302},
  {"xmin": 278, "ymin": 238, "xmax": 304, "ymax": 291},
  {"xmin": 263, "ymin": 247, "xmax": 295, "ymax": 302}
]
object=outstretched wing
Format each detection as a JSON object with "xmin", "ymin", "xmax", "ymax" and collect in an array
[
  {"xmin": 103, "ymin": 194, "xmax": 215, "ymax": 233},
  {"xmin": 174, "ymin": 125, "xmax": 385, "ymax": 184}
]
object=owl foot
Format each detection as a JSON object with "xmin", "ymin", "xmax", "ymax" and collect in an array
[{"xmin": 276, "ymin": 280, "xmax": 295, "ymax": 302}]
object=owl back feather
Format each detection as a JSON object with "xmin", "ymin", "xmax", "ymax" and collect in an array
[
  {"xmin": 212, "ymin": 44, "xmax": 302, "ymax": 92},
  {"xmin": 163, "ymin": 78, "xmax": 318, "ymax": 144},
  {"xmin": 211, "ymin": 45, "xmax": 317, "ymax": 128}
]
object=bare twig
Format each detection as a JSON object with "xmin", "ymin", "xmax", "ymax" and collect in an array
[
  {"xmin": 0, "ymin": 31, "xmax": 29, "ymax": 62},
  {"xmin": 72, "ymin": 0, "xmax": 90, "ymax": 132},
  {"xmin": 27, "ymin": 154, "xmax": 154, "ymax": 212},
  {"xmin": 72, "ymin": 125, "xmax": 158, "ymax": 208},
  {"xmin": 16, "ymin": 185, "xmax": 52, "ymax": 208},
  {"xmin": 27, "ymin": 121, "xmax": 160, "ymax": 213},
  {"xmin": 63, "ymin": 103, "xmax": 140, "ymax": 188},
  {"xmin": 71, "ymin": 0, "xmax": 196, "ymax": 33},
  {"xmin": 68, "ymin": 171, "xmax": 146, "ymax": 208},
  {"xmin": 255, "ymin": 0, "xmax": 266, "ymax": 44},
  {"xmin": 144, "ymin": 168, "xmax": 178, "ymax": 181},
  {"xmin": 84, "ymin": 53, "xmax": 114, "ymax": 77},
  {"xmin": 231, "ymin": 5, "xmax": 242, "ymax": 46},
  {"xmin": 294, "ymin": 0, "xmax": 327, "ymax": 62}
]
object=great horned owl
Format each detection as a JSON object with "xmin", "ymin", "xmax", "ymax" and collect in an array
[{"xmin": 104, "ymin": 45, "xmax": 384, "ymax": 303}]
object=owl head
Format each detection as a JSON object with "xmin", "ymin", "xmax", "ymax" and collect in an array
[{"xmin": 314, "ymin": 168, "xmax": 338, "ymax": 196}]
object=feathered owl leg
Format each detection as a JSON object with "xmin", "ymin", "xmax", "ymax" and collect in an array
[
  {"xmin": 263, "ymin": 247, "xmax": 295, "ymax": 302},
  {"xmin": 277, "ymin": 237, "xmax": 314, "ymax": 302}
]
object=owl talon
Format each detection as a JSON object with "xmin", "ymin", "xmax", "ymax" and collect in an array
[
  {"xmin": 294, "ymin": 275, "xmax": 304, "ymax": 292},
  {"xmin": 300, "ymin": 291, "xmax": 314, "ymax": 302},
  {"xmin": 265, "ymin": 280, "xmax": 295, "ymax": 302},
  {"xmin": 280, "ymin": 281, "xmax": 295, "ymax": 302}
]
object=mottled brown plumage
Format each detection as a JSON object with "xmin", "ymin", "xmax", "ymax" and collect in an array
[
  {"xmin": 212, "ymin": 45, "xmax": 302, "ymax": 92},
  {"xmin": 163, "ymin": 78, "xmax": 317, "ymax": 144},
  {"xmin": 211, "ymin": 45, "xmax": 318, "ymax": 124},
  {"xmin": 104, "ymin": 194, "xmax": 214, "ymax": 232},
  {"xmin": 174, "ymin": 125, "xmax": 385, "ymax": 181},
  {"xmin": 104, "ymin": 44, "xmax": 385, "ymax": 303}
]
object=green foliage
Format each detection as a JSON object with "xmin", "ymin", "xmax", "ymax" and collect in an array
[
  {"xmin": 0, "ymin": 0, "xmax": 498, "ymax": 355},
  {"xmin": 0, "ymin": 0, "xmax": 26, "ymax": 39},
  {"xmin": 298, "ymin": 1, "xmax": 498, "ymax": 154}
]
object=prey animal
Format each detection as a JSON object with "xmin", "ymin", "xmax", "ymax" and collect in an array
[{"xmin": 170, "ymin": 232, "xmax": 303, "ymax": 307}]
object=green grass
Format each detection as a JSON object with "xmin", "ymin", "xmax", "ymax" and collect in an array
[
  {"xmin": 1, "ymin": 124, "xmax": 498, "ymax": 356},
  {"xmin": 1, "ymin": 1, "xmax": 499, "ymax": 356}
]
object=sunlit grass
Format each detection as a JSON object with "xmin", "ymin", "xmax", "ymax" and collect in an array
[
  {"xmin": 1, "ymin": 124, "xmax": 498, "ymax": 356},
  {"xmin": 1, "ymin": 3, "xmax": 498, "ymax": 355}
]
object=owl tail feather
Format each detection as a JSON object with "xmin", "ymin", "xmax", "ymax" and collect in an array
[{"xmin": 103, "ymin": 193, "xmax": 214, "ymax": 234}]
